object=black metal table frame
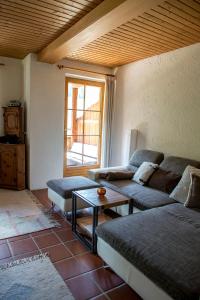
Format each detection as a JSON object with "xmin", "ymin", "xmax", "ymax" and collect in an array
[{"xmin": 72, "ymin": 191, "xmax": 133, "ymax": 253}]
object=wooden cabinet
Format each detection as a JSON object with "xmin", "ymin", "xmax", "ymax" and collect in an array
[
  {"xmin": 3, "ymin": 107, "xmax": 24, "ymax": 142},
  {"xmin": 0, "ymin": 144, "xmax": 25, "ymax": 190}
]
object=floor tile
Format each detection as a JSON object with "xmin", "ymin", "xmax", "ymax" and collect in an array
[
  {"xmin": 53, "ymin": 220, "xmax": 71, "ymax": 230},
  {"xmin": 8, "ymin": 233, "xmax": 30, "ymax": 242},
  {"xmin": 34, "ymin": 232, "xmax": 59, "ymax": 249},
  {"xmin": 107, "ymin": 284, "xmax": 141, "ymax": 300},
  {"xmin": 0, "ymin": 239, "xmax": 7, "ymax": 245},
  {"xmin": 90, "ymin": 295, "xmax": 107, "ymax": 300},
  {"xmin": 0, "ymin": 256, "xmax": 13, "ymax": 265},
  {"xmin": 9, "ymin": 238, "xmax": 38, "ymax": 256},
  {"xmin": 66, "ymin": 273, "xmax": 101, "ymax": 300},
  {"xmin": 31, "ymin": 228, "xmax": 53, "ymax": 237},
  {"xmin": 13, "ymin": 250, "xmax": 40, "ymax": 261},
  {"xmin": 55, "ymin": 228, "xmax": 76, "ymax": 242},
  {"xmin": 65, "ymin": 240, "xmax": 88, "ymax": 255},
  {"xmin": 54, "ymin": 257, "xmax": 88, "ymax": 280},
  {"xmin": 76, "ymin": 252, "xmax": 103, "ymax": 272},
  {"xmin": 0, "ymin": 243, "xmax": 11, "ymax": 259},
  {"xmin": 89, "ymin": 267, "xmax": 123, "ymax": 291},
  {"xmin": 41, "ymin": 244, "xmax": 71, "ymax": 262}
]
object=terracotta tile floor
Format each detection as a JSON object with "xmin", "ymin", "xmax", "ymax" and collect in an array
[{"xmin": 0, "ymin": 189, "xmax": 141, "ymax": 300}]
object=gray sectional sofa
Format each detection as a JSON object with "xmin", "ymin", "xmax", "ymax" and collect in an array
[
  {"xmin": 88, "ymin": 149, "xmax": 200, "ymax": 215},
  {"xmin": 88, "ymin": 149, "xmax": 200, "ymax": 300}
]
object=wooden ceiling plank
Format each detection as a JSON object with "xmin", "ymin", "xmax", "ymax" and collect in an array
[
  {"xmin": 130, "ymin": 17, "xmax": 198, "ymax": 44},
  {"xmin": 6, "ymin": 0, "xmax": 86, "ymax": 23},
  {"xmin": 179, "ymin": 0, "xmax": 200, "ymax": 13},
  {"xmin": 38, "ymin": 0, "xmax": 164, "ymax": 63},
  {"xmin": 0, "ymin": 28, "xmax": 52, "ymax": 44},
  {"xmin": 3, "ymin": 1, "xmax": 73, "ymax": 25},
  {"xmin": 166, "ymin": 0, "xmax": 200, "ymax": 18},
  {"xmin": 40, "ymin": 0, "xmax": 93, "ymax": 13},
  {"xmin": 23, "ymin": 0, "xmax": 86, "ymax": 17},
  {"xmin": 78, "ymin": 42, "xmax": 157, "ymax": 59},
  {"xmin": 54, "ymin": 0, "xmax": 97, "ymax": 10},
  {"xmin": 0, "ymin": 34, "xmax": 48, "ymax": 48},
  {"xmin": 119, "ymin": 24, "xmax": 184, "ymax": 48},
  {"xmin": 105, "ymin": 29, "xmax": 171, "ymax": 52},
  {"xmin": 0, "ymin": 6, "xmax": 65, "ymax": 30},
  {"xmin": 159, "ymin": 3, "xmax": 200, "ymax": 28},
  {"xmin": 150, "ymin": 8, "xmax": 200, "ymax": 34},
  {"xmin": 0, "ymin": 14, "xmax": 62, "ymax": 34},
  {"xmin": 152, "ymin": 6, "xmax": 200, "ymax": 31},
  {"xmin": 0, "ymin": 20, "xmax": 60, "ymax": 37},
  {"xmin": 72, "ymin": 42, "xmax": 165, "ymax": 60},
  {"xmin": 142, "ymin": 12, "xmax": 200, "ymax": 40},
  {"xmin": 6, "ymin": 0, "xmax": 81, "ymax": 21},
  {"xmin": 95, "ymin": 33, "xmax": 173, "ymax": 55},
  {"xmin": 125, "ymin": 20, "xmax": 189, "ymax": 46}
]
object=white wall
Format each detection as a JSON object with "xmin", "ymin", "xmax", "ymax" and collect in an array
[
  {"xmin": 23, "ymin": 54, "xmax": 113, "ymax": 190},
  {"xmin": 0, "ymin": 57, "xmax": 23, "ymax": 135},
  {"xmin": 111, "ymin": 43, "xmax": 200, "ymax": 166}
]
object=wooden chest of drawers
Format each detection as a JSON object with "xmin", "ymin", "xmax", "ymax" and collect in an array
[{"xmin": 0, "ymin": 143, "xmax": 25, "ymax": 190}]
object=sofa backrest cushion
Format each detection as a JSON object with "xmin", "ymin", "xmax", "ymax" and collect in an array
[
  {"xmin": 129, "ymin": 149, "xmax": 164, "ymax": 168},
  {"xmin": 160, "ymin": 156, "xmax": 200, "ymax": 176}
]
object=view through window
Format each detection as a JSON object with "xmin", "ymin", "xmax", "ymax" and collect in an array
[{"xmin": 64, "ymin": 78, "xmax": 104, "ymax": 175}]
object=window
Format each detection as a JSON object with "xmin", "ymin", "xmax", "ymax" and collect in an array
[{"xmin": 64, "ymin": 77, "xmax": 105, "ymax": 176}]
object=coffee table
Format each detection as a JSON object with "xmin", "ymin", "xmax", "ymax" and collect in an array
[{"xmin": 72, "ymin": 187, "xmax": 132, "ymax": 253}]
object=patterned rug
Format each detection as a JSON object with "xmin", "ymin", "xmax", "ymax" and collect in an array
[
  {"xmin": 0, "ymin": 253, "xmax": 74, "ymax": 300},
  {"xmin": 0, "ymin": 189, "xmax": 59, "ymax": 240}
]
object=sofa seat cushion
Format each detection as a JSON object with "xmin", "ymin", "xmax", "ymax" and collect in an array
[
  {"xmin": 99, "ymin": 179, "xmax": 176, "ymax": 210},
  {"xmin": 47, "ymin": 176, "xmax": 100, "ymax": 199},
  {"xmin": 96, "ymin": 204, "xmax": 200, "ymax": 300}
]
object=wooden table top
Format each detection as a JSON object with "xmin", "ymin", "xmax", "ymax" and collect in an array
[{"xmin": 73, "ymin": 187, "xmax": 130, "ymax": 208}]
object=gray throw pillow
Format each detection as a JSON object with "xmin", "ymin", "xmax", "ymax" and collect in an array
[
  {"xmin": 148, "ymin": 168, "xmax": 181, "ymax": 194},
  {"xmin": 184, "ymin": 174, "xmax": 200, "ymax": 208},
  {"xmin": 133, "ymin": 162, "xmax": 158, "ymax": 185},
  {"xmin": 170, "ymin": 165, "xmax": 200, "ymax": 203}
]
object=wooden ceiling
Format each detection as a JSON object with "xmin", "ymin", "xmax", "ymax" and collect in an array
[
  {"xmin": 0, "ymin": 0, "xmax": 103, "ymax": 58},
  {"xmin": 0, "ymin": 0, "xmax": 200, "ymax": 67},
  {"xmin": 68, "ymin": 0, "xmax": 200, "ymax": 67}
]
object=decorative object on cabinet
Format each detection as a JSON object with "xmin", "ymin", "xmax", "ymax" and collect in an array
[{"xmin": 2, "ymin": 106, "xmax": 24, "ymax": 143}]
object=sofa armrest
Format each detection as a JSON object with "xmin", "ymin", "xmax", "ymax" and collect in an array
[{"xmin": 88, "ymin": 166, "xmax": 128, "ymax": 181}]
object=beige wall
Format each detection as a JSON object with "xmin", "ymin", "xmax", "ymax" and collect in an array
[
  {"xmin": 0, "ymin": 57, "xmax": 23, "ymax": 135},
  {"xmin": 111, "ymin": 43, "xmax": 200, "ymax": 166}
]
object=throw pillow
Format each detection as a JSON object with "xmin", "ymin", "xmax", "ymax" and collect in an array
[
  {"xmin": 98, "ymin": 172, "xmax": 109, "ymax": 179},
  {"xmin": 170, "ymin": 165, "xmax": 200, "ymax": 203},
  {"xmin": 148, "ymin": 168, "xmax": 181, "ymax": 194},
  {"xmin": 106, "ymin": 171, "xmax": 134, "ymax": 181},
  {"xmin": 184, "ymin": 173, "xmax": 200, "ymax": 209},
  {"xmin": 133, "ymin": 162, "xmax": 158, "ymax": 185}
]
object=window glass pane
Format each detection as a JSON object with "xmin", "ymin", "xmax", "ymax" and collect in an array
[
  {"xmin": 68, "ymin": 84, "xmax": 84, "ymax": 110},
  {"xmin": 83, "ymin": 155, "xmax": 97, "ymax": 165},
  {"xmin": 84, "ymin": 111, "xmax": 100, "ymax": 136},
  {"xmin": 67, "ymin": 110, "xmax": 83, "ymax": 136},
  {"xmin": 83, "ymin": 137, "xmax": 98, "ymax": 158},
  {"xmin": 85, "ymin": 86, "xmax": 101, "ymax": 111},
  {"xmin": 67, "ymin": 152, "xmax": 82, "ymax": 166}
]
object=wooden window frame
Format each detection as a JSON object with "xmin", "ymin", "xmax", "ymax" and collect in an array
[{"xmin": 64, "ymin": 77, "xmax": 105, "ymax": 177}]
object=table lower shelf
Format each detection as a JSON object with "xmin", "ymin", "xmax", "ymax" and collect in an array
[{"xmin": 77, "ymin": 213, "xmax": 112, "ymax": 237}]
